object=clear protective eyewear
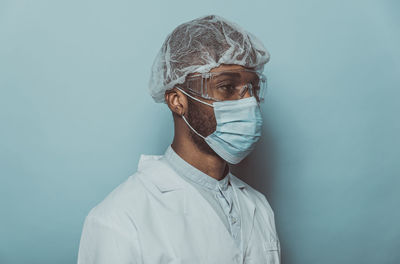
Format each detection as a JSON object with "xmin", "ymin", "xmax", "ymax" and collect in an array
[{"xmin": 176, "ymin": 69, "xmax": 267, "ymax": 103}]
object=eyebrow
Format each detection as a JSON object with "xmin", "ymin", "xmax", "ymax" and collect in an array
[
  {"xmin": 213, "ymin": 72, "xmax": 242, "ymax": 79},
  {"xmin": 213, "ymin": 72, "xmax": 259, "ymax": 84}
]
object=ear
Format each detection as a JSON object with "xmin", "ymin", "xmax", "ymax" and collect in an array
[{"xmin": 165, "ymin": 87, "xmax": 188, "ymax": 116}]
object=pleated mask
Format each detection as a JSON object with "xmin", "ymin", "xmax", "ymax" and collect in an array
[{"xmin": 177, "ymin": 87, "xmax": 263, "ymax": 164}]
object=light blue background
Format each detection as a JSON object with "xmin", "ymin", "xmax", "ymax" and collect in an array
[{"xmin": 1, "ymin": 0, "xmax": 399, "ymax": 263}]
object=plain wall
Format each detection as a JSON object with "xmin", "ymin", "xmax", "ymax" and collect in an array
[{"xmin": 0, "ymin": 0, "xmax": 399, "ymax": 263}]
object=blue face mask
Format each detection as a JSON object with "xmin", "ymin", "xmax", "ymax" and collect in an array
[{"xmin": 176, "ymin": 88, "xmax": 263, "ymax": 164}]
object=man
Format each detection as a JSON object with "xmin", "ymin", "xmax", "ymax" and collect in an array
[{"xmin": 77, "ymin": 15, "xmax": 280, "ymax": 264}]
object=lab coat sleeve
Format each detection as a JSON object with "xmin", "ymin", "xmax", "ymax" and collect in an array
[{"xmin": 77, "ymin": 214, "xmax": 142, "ymax": 264}]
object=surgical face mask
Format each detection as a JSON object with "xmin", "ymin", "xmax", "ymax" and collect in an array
[{"xmin": 176, "ymin": 87, "xmax": 263, "ymax": 164}]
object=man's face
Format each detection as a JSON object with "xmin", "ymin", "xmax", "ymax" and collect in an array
[{"xmin": 185, "ymin": 64, "xmax": 257, "ymax": 156}]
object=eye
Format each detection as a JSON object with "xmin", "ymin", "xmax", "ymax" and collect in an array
[
  {"xmin": 219, "ymin": 84, "xmax": 235, "ymax": 90},
  {"xmin": 216, "ymin": 83, "xmax": 236, "ymax": 95}
]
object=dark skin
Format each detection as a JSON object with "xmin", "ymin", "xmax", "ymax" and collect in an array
[{"xmin": 165, "ymin": 64, "xmax": 255, "ymax": 181}]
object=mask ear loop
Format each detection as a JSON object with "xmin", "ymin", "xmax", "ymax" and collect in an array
[
  {"xmin": 181, "ymin": 115, "xmax": 206, "ymax": 140},
  {"xmin": 175, "ymin": 87, "xmax": 211, "ymax": 139}
]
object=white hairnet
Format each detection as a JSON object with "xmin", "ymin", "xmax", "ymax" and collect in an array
[{"xmin": 148, "ymin": 14, "xmax": 270, "ymax": 103}]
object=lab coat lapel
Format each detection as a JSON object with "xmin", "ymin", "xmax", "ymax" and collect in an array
[
  {"xmin": 185, "ymin": 174, "xmax": 257, "ymax": 260},
  {"xmin": 230, "ymin": 174, "xmax": 256, "ymax": 255}
]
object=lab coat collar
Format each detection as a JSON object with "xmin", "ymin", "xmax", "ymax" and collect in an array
[
  {"xmin": 163, "ymin": 145, "xmax": 244, "ymax": 191},
  {"xmin": 137, "ymin": 154, "xmax": 184, "ymax": 192},
  {"xmin": 137, "ymin": 153, "xmax": 246, "ymax": 193}
]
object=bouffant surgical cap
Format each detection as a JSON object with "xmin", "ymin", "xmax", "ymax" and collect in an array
[{"xmin": 148, "ymin": 14, "xmax": 270, "ymax": 103}]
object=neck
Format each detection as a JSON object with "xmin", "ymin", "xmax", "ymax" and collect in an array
[{"xmin": 171, "ymin": 135, "xmax": 228, "ymax": 181}]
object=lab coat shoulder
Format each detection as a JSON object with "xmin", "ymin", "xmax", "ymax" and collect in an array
[
  {"xmin": 78, "ymin": 172, "xmax": 146, "ymax": 264},
  {"xmin": 80, "ymin": 154, "xmax": 176, "ymax": 232},
  {"xmin": 85, "ymin": 171, "xmax": 147, "ymax": 225}
]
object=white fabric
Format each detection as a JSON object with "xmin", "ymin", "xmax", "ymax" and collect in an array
[
  {"xmin": 163, "ymin": 145, "xmax": 242, "ymax": 250},
  {"xmin": 148, "ymin": 14, "xmax": 270, "ymax": 103},
  {"xmin": 77, "ymin": 153, "xmax": 280, "ymax": 264}
]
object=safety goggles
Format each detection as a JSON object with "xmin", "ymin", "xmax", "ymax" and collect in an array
[{"xmin": 176, "ymin": 69, "xmax": 267, "ymax": 103}]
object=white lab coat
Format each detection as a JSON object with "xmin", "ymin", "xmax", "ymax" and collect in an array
[{"xmin": 77, "ymin": 154, "xmax": 281, "ymax": 264}]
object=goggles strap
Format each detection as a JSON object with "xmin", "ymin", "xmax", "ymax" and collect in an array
[{"xmin": 176, "ymin": 87, "xmax": 214, "ymax": 107}]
